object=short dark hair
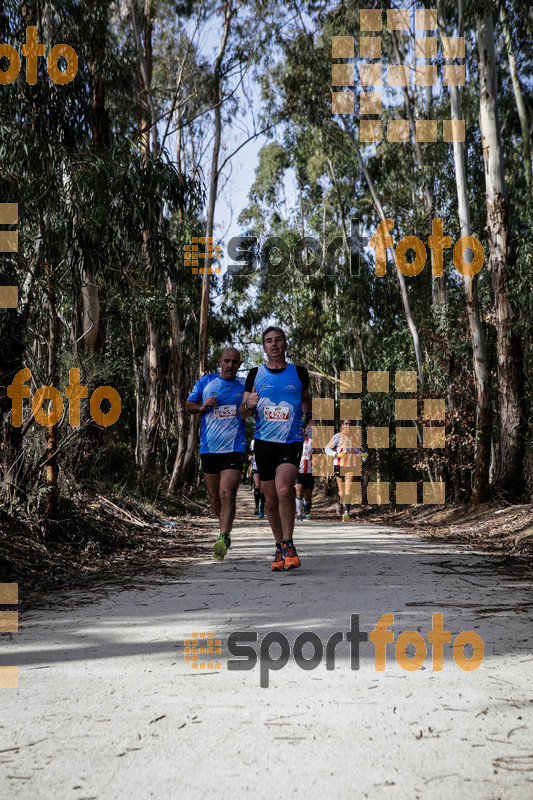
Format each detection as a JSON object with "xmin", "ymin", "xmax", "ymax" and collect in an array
[{"xmin": 262, "ymin": 326, "xmax": 286, "ymax": 344}]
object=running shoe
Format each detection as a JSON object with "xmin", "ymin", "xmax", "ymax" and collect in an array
[
  {"xmin": 305, "ymin": 513, "xmax": 311, "ymax": 520},
  {"xmin": 271, "ymin": 549, "xmax": 285, "ymax": 570},
  {"xmin": 213, "ymin": 532, "xmax": 231, "ymax": 560},
  {"xmin": 283, "ymin": 542, "xmax": 300, "ymax": 569},
  {"xmin": 296, "ymin": 514, "xmax": 303, "ymax": 521},
  {"xmin": 342, "ymin": 512, "xmax": 350, "ymax": 522},
  {"xmin": 336, "ymin": 505, "xmax": 343, "ymax": 518},
  {"xmin": 258, "ymin": 506, "xmax": 265, "ymax": 519},
  {"xmin": 253, "ymin": 508, "xmax": 259, "ymax": 515}
]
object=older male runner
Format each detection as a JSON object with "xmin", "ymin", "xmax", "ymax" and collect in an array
[
  {"xmin": 186, "ymin": 347, "xmax": 245, "ymax": 560},
  {"xmin": 239, "ymin": 327, "xmax": 312, "ymax": 571}
]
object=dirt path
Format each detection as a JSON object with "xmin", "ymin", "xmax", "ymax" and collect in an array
[{"xmin": 1, "ymin": 486, "xmax": 532, "ymax": 798}]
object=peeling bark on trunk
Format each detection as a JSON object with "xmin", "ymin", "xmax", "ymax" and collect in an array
[
  {"xmin": 476, "ymin": 10, "xmax": 526, "ymax": 497},
  {"xmin": 80, "ymin": 268, "xmax": 100, "ymax": 351},
  {"xmin": 141, "ymin": 320, "xmax": 161, "ymax": 474}
]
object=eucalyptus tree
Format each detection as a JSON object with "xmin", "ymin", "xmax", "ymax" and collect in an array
[{"xmin": 476, "ymin": 6, "xmax": 526, "ymax": 498}]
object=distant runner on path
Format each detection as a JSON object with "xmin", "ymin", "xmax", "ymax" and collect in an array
[
  {"xmin": 325, "ymin": 420, "xmax": 367, "ymax": 522},
  {"xmin": 239, "ymin": 326, "xmax": 312, "ymax": 570},
  {"xmin": 295, "ymin": 426, "xmax": 314, "ymax": 521},
  {"xmin": 249, "ymin": 439, "xmax": 265, "ymax": 519},
  {"xmin": 186, "ymin": 347, "xmax": 245, "ymax": 561}
]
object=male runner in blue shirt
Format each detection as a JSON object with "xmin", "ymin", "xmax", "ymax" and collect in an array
[
  {"xmin": 239, "ymin": 327, "xmax": 312, "ymax": 570},
  {"xmin": 186, "ymin": 347, "xmax": 246, "ymax": 560}
]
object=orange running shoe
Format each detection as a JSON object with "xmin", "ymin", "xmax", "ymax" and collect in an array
[
  {"xmin": 282, "ymin": 542, "xmax": 301, "ymax": 570},
  {"xmin": 271, "ymin": 549, "xmax": 285, "ymax": 570}
]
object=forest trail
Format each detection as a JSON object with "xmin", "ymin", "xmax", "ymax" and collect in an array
[{"xmin": 1, "ymin": 487, "xmax": 532, "ymax": 799}]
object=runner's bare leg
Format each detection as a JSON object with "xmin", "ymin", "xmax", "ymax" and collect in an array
[
  {"xmin": 336, "ymin": 476, "xmax": 344, "ymax": 504},
  {"xmin": 343, "ymin": 475, "xmax": 353, "ymax": 505},
  {"xmin": 275, "ymin": 463, "xmax": 298, "ymax": 540},
  {"xmin": 203, "ymin": 473, "xmax": 221, "ymax": 520},
  {"xmin": 218, "ymin": 468, "xmax": 242, "ymax": 534},
  {"xmin": 261, "ymin": 478, "xmax": 283, "ymax": 543}
]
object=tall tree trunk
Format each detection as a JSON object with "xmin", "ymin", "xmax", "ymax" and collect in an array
[
  {"xmin": 44, "ymin": 257, "xmax": 59, "ymax": 519},
  {"xmin": 439, "ymin": 3, "xmax": 492, "ymax": 503},
  {"xmin": 0, "ymin": 311, "xmax": 24, "ymax": 505},
  {"xmin": 80, "ymin": 268, "xmax": 100, "ymax": 351},
  {"xmin": 167, "ymin": 277, "xmax": 197, "ymax": 494},
  {"xmin": 130, "ymin": 318, "xmax": 142, "ymax": 465},
  {"xmin": 498, "ymin": 0, "xmax": 532, "ymax": 189},
  {"xmin": 76, "ymin": 0, "xmax": 109, "ymax": 353},
  {"xmin": 131, "ymin": 0, "xmax": 162, "ymax": 474},
  {"xmin": 90, "ymin": 0, "xmax": 110, "ymax": 150},
  {"xmin": 198, "ymin": 0, "xmax": 233, "ymax": 375},
  {"xmin": 476, "ymin": 10, "xmax": 526, "ymax": 497},
  {"xmin": 389, "ymin": 29, "xmax": 445, "ymax": 308},
  {"xmin": 341, "ymin": 120, "xmax": 424, "ymax": 383},
  {"xmin": 141, "ymin": 319, "xmax": 161, "ymax": 473}
]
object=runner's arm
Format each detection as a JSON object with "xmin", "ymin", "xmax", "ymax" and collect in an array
[
  {"xmin": 239, "ymin": 367, "xmax": 259, "ymax": 419},
  {"xmin": 186, "ymin": 376, "xmax": 216, "ymax": 414},
  {"xmin": 301, "ymin": 387, "xmax": 311, "ymax": 417},
  {"xmin": 324, "ymin": 438, "xmax": 337, "ymax": 456},
  {"xmin": 302, "ymin": 387, "xmax": 313, "ymax": 432},
  {"xmin": 239, "ymin": 390, "xmax": 256, "ymax": 419},
  {"xmin": 185, "ymin": 397, "xmax": 216, "ymax": 414},
  {"xmin": 324, "ymin": 432, "xmax": 339, "ymax": 456}
]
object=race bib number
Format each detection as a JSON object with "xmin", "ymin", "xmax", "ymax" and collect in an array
[
  {"xmin": 213, "ymin": 404, "xmax": 237, "ymax": 420},
  {"xmin": 264, "ymin": 405, "xmax": 290, "ymax": 422}
]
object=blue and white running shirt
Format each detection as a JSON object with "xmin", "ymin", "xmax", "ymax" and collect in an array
[
  {"xmin": 187, "ymin": 373, "xmax": 246, "ymax": 454},
  {"xmin": 244, "ymin": 364, "xmax": 309, "ymax": 444}
]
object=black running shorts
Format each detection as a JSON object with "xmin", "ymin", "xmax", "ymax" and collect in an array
[
  {"xmin": 295, "ymin": 473, "xmax": 315, "ymax": 490},
  {"xmin": 253, "ymin": 439, "xmax": 303, "ymax": 482},
  {"xmin": 201, "ymin": 452, "xmax": 245, "ymax": 474}
]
